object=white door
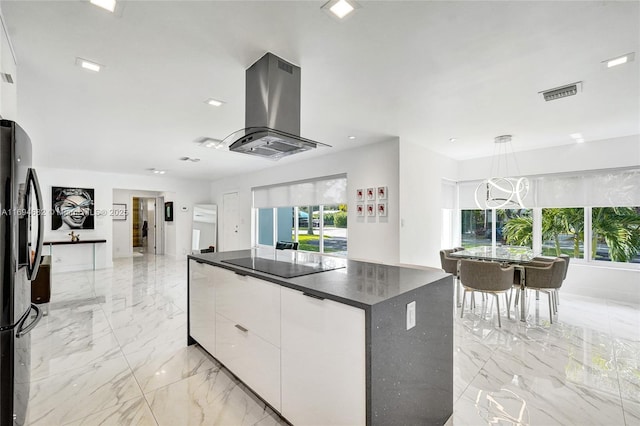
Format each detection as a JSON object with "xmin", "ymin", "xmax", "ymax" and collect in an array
[
  {"xmin": 223, "ymin": 192, "xmax": 241, "ymax": 251},
  {"xmin": 155, "ymin": 196, "xmax": 164, "ymax": 255},
  {"xmin": 146, "ymin": 198, "xmax": 156, "ymax": 254}
]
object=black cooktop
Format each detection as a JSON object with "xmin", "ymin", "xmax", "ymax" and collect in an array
[{"xmin": 221, "ymin": 257, "xmax": 345, "ymax": 278}]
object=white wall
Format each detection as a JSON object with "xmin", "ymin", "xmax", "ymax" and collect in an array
[
  {"xmin": 210, "ymin": 139, "xmax": 400, "ymax": 264},
  {"xmin": 562, "ymin": 264, "xmax": 640, "ymax": 303},
  {"xmin": 37, "ymin": 166, "xmax": 211, "ymax": 271},
  {"xmin": 398, "ymin": 141, "xmax": 458, "ymax": 268},
  {"xmin": 457, "ymin": 134, "xmax": 640, "ymax": 181}
]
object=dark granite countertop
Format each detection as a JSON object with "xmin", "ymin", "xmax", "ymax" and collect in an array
[{"xmin": 188, "ymin": 249, "xmax": 449, "ymax": 309}]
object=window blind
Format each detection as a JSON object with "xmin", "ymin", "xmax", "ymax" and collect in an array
[
  {"xmin": 253, "ymin": 174, "xmax": 347, "ymax": 208},
  {"xmin": 441, "ymin": 179, "xmax": 457, "ymax": 209},
  {"xmin": 458, "ymin": 168, "xmax": 639, "ymax": 209}
]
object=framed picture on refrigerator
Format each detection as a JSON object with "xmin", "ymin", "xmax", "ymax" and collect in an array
[
  {"xmin": 356, "ymin": 188, "xmax": 364, "ymax": 202},
  {"xmin": 356, "ymin": 204, "xmax": 364, "ymax": 216},
  {"xmin": 377, "ymin": 202, "xmax": 387, "ymax": 216}
]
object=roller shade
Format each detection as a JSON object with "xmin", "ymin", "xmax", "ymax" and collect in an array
[
  {"xmin": 458, "ymin": 168, "xmax": 639, "ymax": 209},
  {"xmin": 441, "ymin": 179, "xmax": 457, "ymax": 209},
  {"xmin": 253, "ymin": 174, "xmax": 347, "ymax": 208}
]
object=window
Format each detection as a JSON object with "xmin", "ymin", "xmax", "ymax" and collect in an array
[
  {"xmin": 541, "ymin": 208, "xmax": 584, "ymax": 258},
  {"xmin": 322, "ymin": 204, "xmax": 348, "ymax": 255},
  {"xmin": 460, "ymin": 209, "xmax": 491, "ymax": 248},
  {"xmin": 591, "ymin": 207, "xmax": 640, "ymax": 263},
  {"xmin": 461, "ymin": 209, "xmax": 533, "ymax": 248},
  {"xmin": 297, "ymin": 205, "xmax": 320, "ymax": 253},
  {"xmin": 253, "ymin": 175, "xmax": 348, "ymax": 256},
  {"xmin": 256, "ymin": 205, "xmax": 348, "ymax": 256},
  {"xmin": 499, "ymin": 209, "xmax": 533, "ymax": 248},
  {"xmin": 257, "ymin": 208, "xmax": 274, "ymax": 246},
  {"xmin": 457, "ymin": 168, "xmax": 640, "ymax": 267}
]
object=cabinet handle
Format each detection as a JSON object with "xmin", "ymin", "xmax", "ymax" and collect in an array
[
  {"xmin": 303, "ymin": 292, "xmax": 325, "ymax": 301},
  {"xmin": 195, "ymin": 260, "xmax": 204, "ymax": 264},
  {"xmin": 235, "ymin": 272, "xmax": 247, "ymax": 277},
  {"xmin": 235, "ymin": 324, "xmax": 248, "ymax": 333}
]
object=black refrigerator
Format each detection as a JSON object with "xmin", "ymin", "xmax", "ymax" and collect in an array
[{"xmin": 0, "ymin": 119, "xmax": 44, "ymax": 425}]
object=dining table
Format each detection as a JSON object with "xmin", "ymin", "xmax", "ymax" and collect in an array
[{"xmin": 449, "ymin": 245, "xmax": 538, "ymax": 322}]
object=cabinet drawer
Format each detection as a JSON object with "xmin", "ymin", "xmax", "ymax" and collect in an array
[
  {"xmin": 281, "ymin": 286, "xmax": 366, "ymax": 426},
  {"xmin": 213, "ymin": 267, "xmax": 280, "ymax": 347},
  {"xmin": 215, "ymin": 314, "xmax": 281, "ymax": 411},
  {"xmin": 189, "ymin": 260, "xmax": 215, "ymax": 354}
]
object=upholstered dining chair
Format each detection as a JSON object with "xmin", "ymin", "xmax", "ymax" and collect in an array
[
  {"xmin": 521, "ymin": 258, "xmax": 565, "ymax": 324},
  {"xmin": 440, "ymin": 249, "xmax": 462, "ymax": 307},
  {"xmin": 459, "ymin": 259, "xmax": 514, "ymax": 327},
  {"xmin": 513, "ymin": 257, "xmax": 552, "ymax": 303},
  {"xmin": 526, "ymin": 255, "xmax": 569, "ymax": 309}
]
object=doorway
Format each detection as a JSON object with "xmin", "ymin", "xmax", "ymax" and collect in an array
[
  {"xmin": 132, "ymin": 197, "xmax": 162, "ymax": 255},
  {"xmin": 223, "ymin": 192, "xmax": 241, "ymax": 251}
]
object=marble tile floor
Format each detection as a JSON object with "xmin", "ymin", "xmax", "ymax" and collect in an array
[{"xmin": 25, "ymin": 255, "xmax": 639, "ymax": 425}]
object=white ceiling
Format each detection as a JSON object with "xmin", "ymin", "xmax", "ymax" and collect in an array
[{"xmin": 2, "ymin": 1, "xmax": 639, "ymax": 181}]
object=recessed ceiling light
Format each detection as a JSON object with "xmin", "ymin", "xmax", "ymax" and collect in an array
[
  {"xmin": 148, "ymin": 168, "xmax": 167, "ymax": 175},
  {"xmin": 348, "ymin": 135, "xmax": 356, "ymax": 140},
  {"xmin": 179, "ymin": 157, "xmax": 201, "ymax": 163},
  {"xmin": 331, "ymin": 0, "xmax": 354, "ymax": 18},
  {"xmin": 90, "ymin": 0, "xmax": 116, "ymax": 13},
  {"xmin": 205, "ymin": 98, "xmax": 224, "ymax": 107},
  {"xmin": 449, "ymin": 138, "xmax": 457, "ymax": 142},
  {"xmin": 321, "ymin": 0, "xmax": 359, "ymax": 19},
  {"xmin": 75, "ymin": 57, "xmax": 102, "ymax": 72},
  {"xmin": 603, "ymin": 52, "xmax": 635, "ymax": 68},
  {"xmin": 575, "ymin": 138, "xmax": 585, "ymax": 144}
]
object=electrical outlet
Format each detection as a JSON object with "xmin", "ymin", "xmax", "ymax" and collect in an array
[{"xmin": 406, "ymin": 301, "xmax": 416, "ymax": 330}]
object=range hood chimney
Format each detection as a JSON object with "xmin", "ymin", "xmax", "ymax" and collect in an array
[{"xmin": 224, "ymin": 52, "xmax": 329, "ymax": 160}]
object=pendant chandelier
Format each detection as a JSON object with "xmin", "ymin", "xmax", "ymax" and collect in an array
[{"xmin": 474, "ymin": 135, "xmax": 529, "ymax": 209}]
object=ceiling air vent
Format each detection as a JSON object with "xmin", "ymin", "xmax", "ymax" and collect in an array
[
  {"xmin": 540, "ymin": 82, "xmax": 582, "ymax": 101},
  {"xmin": 1, "ymin": 73, "xmax": 14, "ymax": 84}
]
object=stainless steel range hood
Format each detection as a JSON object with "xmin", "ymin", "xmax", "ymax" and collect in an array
[{"xmin": 224, "ymin": 52, "xmax": 330, "ymax": 160}]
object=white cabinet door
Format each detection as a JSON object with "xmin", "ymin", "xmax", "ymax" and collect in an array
[
  {"xmin": 189, "ymin": 260, "xmax": 215, "ymax": 354},
  {"xmin": 216, "ymin": 314, "xmax": 281, "ymax": 411},
  {"xmin": 213, "ymin": 266, "xmax": 280, "ymax": 347},
  {"xmin": 281, "ymin": 287, "xmax": 366, "ymax": 426}
]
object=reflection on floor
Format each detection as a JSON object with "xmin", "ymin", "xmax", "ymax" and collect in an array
[{"xmin": 26, "ymin": 255, "xmax": 640, "ymax": 425}]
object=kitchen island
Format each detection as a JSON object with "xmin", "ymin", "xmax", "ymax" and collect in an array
[{"xmin": 187, "ymin": 249, "xmax": 453, "ymax": 426}]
